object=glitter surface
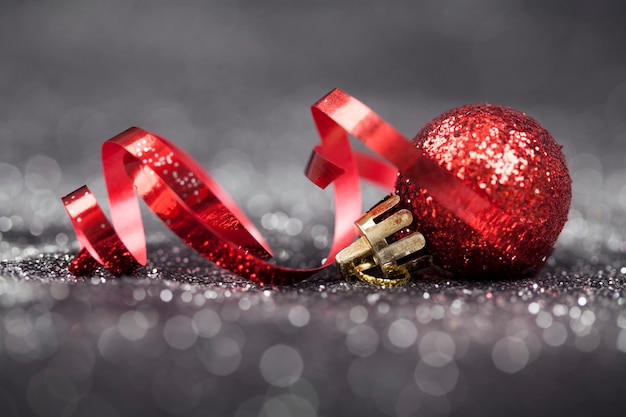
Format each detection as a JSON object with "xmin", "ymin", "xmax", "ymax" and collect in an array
[
  {"xmin": 397, "ymin": 104, "xmax": 571, "ymax": 278},
  {"xmin": 1, "ymin": 244, "xmax": 626, "ymax": 416}
]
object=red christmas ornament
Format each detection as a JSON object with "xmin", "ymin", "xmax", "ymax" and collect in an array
[
  {"xmin": 396, "ymin": 104, "xmax": 571, "ymax": 278},
  {"xmin": 62, "ymin": 88, "xmax": 571, "ymax": 285}
]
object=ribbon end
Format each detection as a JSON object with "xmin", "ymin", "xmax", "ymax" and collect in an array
[
  {"xmin": 68, "ymin": 248, "xmax": 99, "ymax": 276},
  {"xmin": 305, "ymin": 146, "xmax": 345, "ymax": 189}
]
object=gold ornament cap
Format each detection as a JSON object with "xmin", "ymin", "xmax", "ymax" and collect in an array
[{"xmin": 335, "ymin": 195, "xmax": 430, "ymax": 286}]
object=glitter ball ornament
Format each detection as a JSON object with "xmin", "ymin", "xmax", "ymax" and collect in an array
[{"xmin": 396, "ymin": 104, "xmax": 571, "ymax": 279}]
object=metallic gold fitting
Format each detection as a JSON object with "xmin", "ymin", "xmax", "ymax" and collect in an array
[{"xmin": 335, "ymin": 195, "xmax": 431, "ymax": 286}]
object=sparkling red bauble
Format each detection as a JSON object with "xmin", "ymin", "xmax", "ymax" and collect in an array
[{"xmin": 396, "ymin": 104, "xmax": 571, "ymax": 278}]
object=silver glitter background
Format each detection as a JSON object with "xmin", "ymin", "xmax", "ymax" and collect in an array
[{"xmin": 1, "ymin": 1, "xmax": 626, "ymax": 416}]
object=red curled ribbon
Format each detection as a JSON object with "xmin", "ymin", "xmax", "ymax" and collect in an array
[{"xmin": 63, "ymin": 88, "xmax": 550, "ymax": 285}]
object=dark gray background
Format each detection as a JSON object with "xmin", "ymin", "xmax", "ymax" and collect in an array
[
  {"xmin": 1, "ymin": 0, "xmax": 626, "ymax": 239},
  {"xmin": 1, "ymin": 1, "xmax": 626, "ymax": 416}
]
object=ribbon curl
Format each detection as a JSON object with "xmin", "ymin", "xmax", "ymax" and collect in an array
[{"xmin": 63, "ymin": 88, "xmax": 549, "ymax": 285}]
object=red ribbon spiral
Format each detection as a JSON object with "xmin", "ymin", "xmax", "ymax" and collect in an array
[{"xmin": 63, "ymin": 88, "xmax": 550, "ymax": 285}]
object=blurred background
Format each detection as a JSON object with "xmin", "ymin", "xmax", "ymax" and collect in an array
[
  {"xmin": 1, "ymin": 1, "xmax": 626, "ymax": 416},
  {"xmin": 1, "ymin": 0, "xmax": 625, "ymax": 253}
]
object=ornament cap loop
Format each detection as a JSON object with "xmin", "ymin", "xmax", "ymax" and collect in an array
[{"xmin": 335, "ymin": 195, "xmax": 431, "ymax": 286}]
